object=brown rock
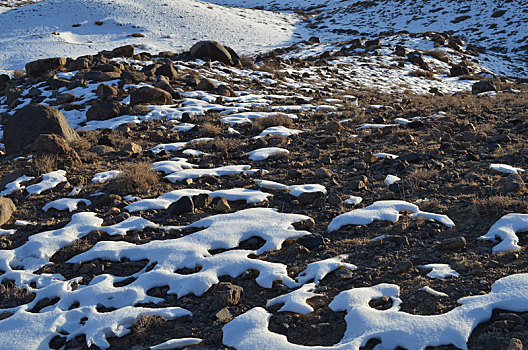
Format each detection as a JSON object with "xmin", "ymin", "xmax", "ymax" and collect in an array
[
  {"xmin": 393, "ymin": 261, "xmax": 413, "ymax": 274},
  {"xmin": 0, "ymin": 197, "xmax": 16, "ymax": 226},
  {"xmin": 56, "ymin": 93, "xmax": 76, "ymax": 104},
  {"xmin": 297, "ymin": 191, "xmax": 325, "ymax": 205},
  {"xmin": 32, "ymin": 134, "xmax": 81, "ymax": 165},
  {"xmin": 190, "ymin": 40, "xmax": 235, "ymax": 65},
  {"xmin": 197, "ymin": 78, "xmax": 217, "ymax": 91},
  {"xmin": 25, "ymin": 57, "xmax": 66, "ymax": 77},
  {"xmin": 193, "ymin": 193, "xmax": 213, "ymax": 209},
  {"xmin": 130, "ymin": 86, "xmax": 172, "ymax": 106},
  {"xmin": 156, "ymin": 63, "xmax": 178, "ymax": 80},
  {"xmin": 83, "ymin": 71, "xmax": 121, "ymax": 82},
  {"xmin": 86, "ymin": 101, "xmax": 129, "ymax": 121},
  {"xmin": 96, "ymin": 83, "xmax": 119, "ymax": 100},
  {"xmin": 213, "ymin": 197, "xmax": 231, "ymax": 212},
  {"xmin": 325, "ymin": 121, "xmax": 344, "ymax": 133},
  {"xmin": 121, "ymin": 70, "xmax": 147, "ymax": 83},
  {"xmin": 504, "ymin": 174, "xmax": 525, "ymax": 194},
  {"xmin": 216, "ymin": 85, "xmax": 235, "ymax": 97},
  {"xmin": 213, "ymin": 282, "xmax": 243, "ymax": 306},
  {"xmin": 112, "ymin": 45, "xmax": 135, "ymax": 58},
  {"xmin": 435, "ymin": 237, "xmax": 466, "ymax": 251},
  {"xmin": 3, "ymin": 104, "xmax": 79, "ymax": 155},
  {"xmin": 166, "ymin": 196, "xmax": 194, "ymax": 216},
  {"xmin": 121, "ymin": 142, "xmax": 142, "ymax": 154}
]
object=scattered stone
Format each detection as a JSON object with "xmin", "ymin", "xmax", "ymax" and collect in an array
[
  {"xmin": 315, "ymin": 167, "xmax": 333, "ymax": 179},
  {"xmin": 25, "ymin": 57, "xmax": 66, "ymax": 77},
  {"xmin": 213, "ymin": 197, "xmax": 231, "ymax": 212},
  {"xmin": 213, "ymin": 282, "xmax": 243, "ymax": 306},
  {"xmin": 297, "ymin": 191, "xmax": 325, "ymax": 205},
  {"xmin": 56, "ymin": 93, "xmax": 75, "ymax": 104},
  {"xmin": 86, "ymin": 101, "xmax": 128, "ymax": 121},
  {"xmin": 297, "ymin": 233, "xmax": 325, "ymax": 250},
  {"xmin": 327, "ymin": 193, "xmax": 343, "ymax": 207},
  {"xmin": 166, "ymin": 196, "xmax": 194, "ymax": 216},
  {"xmin": 503, "ymin": 174, "xmax": 525, "ymax": 194},
  {"xmin": 393, "ymin": 261, "xmax": 413, "ymax": 274},
  {"xmin": 121, "ymin": 142, "xmax": 142, "ymax": 155},
  {"xmin": 472, "ymin": 80, "xmax": 498, "ymax": 94},
  {"xmin": 325, "ymin": 121, "xmax": 344, "ymax": 133},
  {"xmin": 214, "ymin": 307, "xmax": 232, "ymax": 322},
  {"xmin": 96, "ymin": 83, "xmax": 119, "ymax": 100},
  {"xmin": 193, "ymin": 193, "xmax": 213, "ymax": 209},
  {"xmin": 130, "ymin": 86, "xmax": 172, "ymax": 106},
  {"xmin": 435, "ymin": 237, "xmax": 466, "ymax": 251},
  {"xmin": 0, "ymin": 197, "xmax": 16, "ymax": 226},
  {"xmin": 197, "ymin": 78, "xmax": 217, "ymax": 91},
  {"xmin": 334, "ymin": 268, "xmax": 355, "ymax": 279}
]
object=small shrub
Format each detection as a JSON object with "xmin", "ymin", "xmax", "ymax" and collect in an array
[
  {"xmin": 110, "ymin": 162, "xmax": 159, "ymax": 194},
  {"xmin": 32, "ymin": 154, "xmax": 59, "ymax": 175},
  {"xmin": 251, "ymin": 115, "xmax": 295, "ymax": 132}
]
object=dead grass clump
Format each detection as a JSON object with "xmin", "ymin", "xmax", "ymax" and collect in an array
[
  {"xmin": 472, "ymin": 195, "xmax": 528, "ymax": 220},
  {"xmin": 424, "ymin": 50, "xmax": 450, "ymax": 63},
  {"xmin": 32, "ymin": 153, "xmax": 59, "ymax": 175},
  {"xmin": 109, "ymin": 162, "xmax": 159, "ymax": 195},
  {"xmin": 131, "ymin": 315, "xmax": 167, "ymax": 338},
  {"xmin": 251, "ymin": 115, "xmax": 295, "ymax": 132},
  {"xmin": 409, "ymin": 70, "xmax": 439, "ymax": 81},
  {"xmin": 197, "ymin": 122, "xmax": 222, "ymax": 137}
]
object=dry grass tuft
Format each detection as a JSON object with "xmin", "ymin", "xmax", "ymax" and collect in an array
[
  {"xmin": 131, "ymin": 315, "xmax": 167, "ymax": 338},
  {"xmin": 471, "ymin": 195, "xmax": 528, "ymax": 220},
  {"xmin": 32, "ymin": 153, "xmax": 59, "ymax": 175},
  {"xmin": 251, "ymin": 115, "xmax": 295, "ymax": 132},
  {"xmin": 109, "ymin": 161, "xmax": 159, "ymax": 195},
  {"xmin": 197, "ymin": 122, "xmax": 222, "ymax": 137}
]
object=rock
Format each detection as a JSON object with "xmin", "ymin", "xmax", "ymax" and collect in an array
[
  {"xmin": 297, "ymin": 233, "xmax": 325, "ymax": 250},
  {"xmin": 327, "ymin": 193, "xmax": 343, "ymax": 207},
  {"xmin": 334, "ymin": 268, "xmax": 354, "ymax": 279},
  {"xmin": 88, "ymin": 145, "xmax": 114, "ymax": 155},
  {"xmin": 216, "ymin": 84, "xmax": 235, "ymax": 97},
  {"xmin": 156, "ymin": 63, "xmax": 178, "ymax": 80},
  {"xmin": 112, "ymin": 45, "xmax": 135, "ymax": 58},
  {"xmin": 130, "ymin": 86, "xmax": 172, "ymax": 106},
  {"xmin": 297, "ymin": 191, "xmax": 325, "ymax": 205},
  {"xmin": 508, "ymin": 338, "xmax": 523, "ymax": 350},
  {"xmin": 6, "ymin": 87, "xmax": 22, "ymax": 107},
  {"xmin": 308, "ymin": 36, "xmax": 321, "ymax": 44},
  {"xmin": 325, "ymin": 121, "xmax": 344, "ymax": 133},
  {"xmin": 472, "ymin": 80, "xmax": 498, "ymax": 94},
  {"xmin": 96, "ymin": 83, "xmax": 119, "ymax": 100},
  {"xmin": 0, "ymin": 74, "xmax": 11, "ymax": 90},
  {"xmin": 56, "ymin": 93, "xmax": 76, "ymax": 104},
  {"xmin": 3, "ymin": 104, "xmax": 79, "ymax": 155},
  {"xmin": 504, "ymin": 174, "xmax": 525, "ymax": 194},
  {"xmin": 190, "ymin": 40, "xmax": 236, "ymax": 65},
  {"xmin": 32, "ymin": 134, "xmax": 81, "ymax": 163},
  {"xmin": 407, "ymin": 51, "xmax": 425, "ymax": 66},
  {"xmin": 196, "ymin": 78, "xmax": 217, "ymax": 91},
  {"xmin": 86, "ymin": 101, "xmax": 129, "ymax": 121},
  {"xmin": 394, "ymin": 45, "xmax": 406, "ymax": 56},
  {"xmin": 450, "ymin": 64, "xmax": 470, "ymax": 77},
  {"xmin": 393, "ymin": 261, "xmax": 413, "ymax": 274},
  {"xmin": 25, "ymin": 57, "xmax": 66, "ymax": 77},
  {"xmin": 121, "ymin": 142, "xmax": 142, "ymax": 155},
  {"xmin": 213, "ymin": 197, "xmax": 231, "ymax": 212},
  {"xmin": 315, "ymin": 167, "xmax": 333, "ymax": 179},
  {"xmin": 166, "ymin": 196, "xmax": 194, "ymax": 216},
  {"xmin": 66, "ymin": 56, "xmax": 92, "ymax": 71},
  {"xmin": 93, "ymin": 194, "xmax": 122, "ymax": 207},
  {"xmin": 214, "ymin": 307, "xmax": 232, "ymax": 322},
  {"xmin": 369, "ymin": 296, "xmax": 392, "ymax": 310},
  {"xmin": 435, "ymin": 237, "xmax": 466, "ymax": 251},
  {"xmin": 121, "ymin": 70, "xmax": 147, "ymax": 83},
  {"xmin": 193, "ymin": 193, "xmax": 213, "ymax": 209},
  {"xmin": 213, "ymin": 282, "xmax": 243, "ymax": 306},
  {"xmin": 350, "ymin": 180, "xmax": 366, "ymax": 191},
  {"xmin": 83, "ymin": 71, "xmax": 121, "ymax": 82},
  {"xmin": 0, "ymin": 197, "xmax": 16, "ymax": 226}
]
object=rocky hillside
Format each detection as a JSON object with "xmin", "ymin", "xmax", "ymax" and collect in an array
[
  {"xmin": 0, "ymin": 34, "xmax": 527, "ymax": 349},
  {"xmin": 0, "ymin": 1, "xmax": 527, "ymax": 350}
]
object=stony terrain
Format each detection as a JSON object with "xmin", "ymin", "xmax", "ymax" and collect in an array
[{"xmin": 0, "ymin": 6, "xmax": 527, "ymax": 350}]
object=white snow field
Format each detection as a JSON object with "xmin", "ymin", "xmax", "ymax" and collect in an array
[{"xmin": 0, "ymin": 0, "xmax": 299, "ymax": 70}]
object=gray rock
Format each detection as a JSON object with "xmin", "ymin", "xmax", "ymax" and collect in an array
[
  {"xmin": 504, "ymin": 174, "xmax": 525, "ymax": 194},
  {"xmin": 472, "ymin": 80, "xmax": 498, "ymax": 94},
  {"xmin": 166, "ymin": 196, "xmax": 194, "ymax": 216},
  {"xmin": 213, "ymin": 282, "xmax": 243, "ymax": 306},
  {"xmin": 3, "ymin": 104, "xmax": 79, "ymax": 155},
  {"xmin": 0, "ymin": 197, "xmax": 16, "ymax": 226},
  {"xmin": 213, "ymin": 307, "xmax": 232, "ymax": 322}
]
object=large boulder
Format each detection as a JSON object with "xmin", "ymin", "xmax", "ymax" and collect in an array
[
  {"xmin": 130, "ymin": 86, "xmax": 172, "ymax": 106},
  {"xmin": 112, "ymin": 45, "xmax": 135, "ymax": 58},
  {"xmin": 472, "ymin": 80, "xmax": 498, "ymax": 94},
  {"xmin": 3, "ymin": 104, "xmax": 79, "ymax": 155},
  {"xmin": 190, "ymin": 41, "xmax": 239, "ymax": 65},
  {"xmin": 25, "ymin": 57, "xmax": 66, "ymax": 78},
  {"xmin": 0, "ymin": 197, "xmax": 16, "ymax": 226},
  {"xmin": 86, "ymin": 101, "xmax": 129, "ymax": 121},
  {"xmin": 32, "ymin": 134, "xmax": 82, "ymax": 166},
  {"xmin": 0, "ymin": 74, "xmax": 10, "ymax": 91}
]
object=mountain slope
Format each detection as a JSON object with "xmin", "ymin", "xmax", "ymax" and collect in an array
[{"xmin": 0, "ymin": 0, "xmax": 300, "ymax": 70}]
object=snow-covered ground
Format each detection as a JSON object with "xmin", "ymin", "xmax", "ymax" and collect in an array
[{"xmin": 0, "ymin": 0, "xmax": 300, "ymax": 70}]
